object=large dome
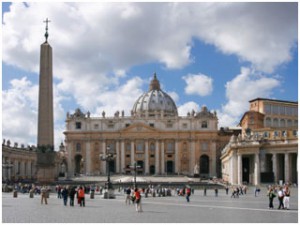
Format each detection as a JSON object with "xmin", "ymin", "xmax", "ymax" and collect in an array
[{"xmin": 132, "ymin": 73, "xmax": 178, "ymax": 117}]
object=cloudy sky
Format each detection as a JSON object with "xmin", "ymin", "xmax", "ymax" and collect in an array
[{"xmin": 2, "ymin": 2, "xmax": 298, "ymax": 149}]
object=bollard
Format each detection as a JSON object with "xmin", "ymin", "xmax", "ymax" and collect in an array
[
  {"xmin": 13, "ymin": 190, "xmax": 18, "ymax": 198},
  {"xmin": 90, "ymin": 191, "xmax": 95, "ymax": 199},
  {"xmin": 29, "ymin": 191, "xmax": 34, "ymax": 198}
]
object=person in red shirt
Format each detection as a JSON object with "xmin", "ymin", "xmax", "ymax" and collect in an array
[
  {"xmin": 78, "ymin": 186, "xmax": 85, "ymax": 207},
  {"xmin": 134, "ymin": 188, "xmax": 143, "ymax": 212},
  {"xmin": 186, "ymin": 187, "xmax": 191, "ymax": 202}
]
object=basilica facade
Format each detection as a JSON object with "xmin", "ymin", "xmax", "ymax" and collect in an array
[{"xmin": 64, "ymin": 74, "xmax": 232, "ymax": 178}]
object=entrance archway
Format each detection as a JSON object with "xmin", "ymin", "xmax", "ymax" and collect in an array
[
  {"xmin": 74, "ymin": 154, "xmax": 83, "ymax": 175},
  {"xmin": 149, "ymin": 165, "xmax": 155, "ymax": 175},
  {"xmin": 166, "ymin": 161, "xmax": 174, "ymax": 174},
  {"xmin": 200, "ymin": 155, "xmax": 209, "ymax": 178}
]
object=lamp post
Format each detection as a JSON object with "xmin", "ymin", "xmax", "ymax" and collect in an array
[
  {"xmin": 129, "ymin": 162, "xmax": 141, "ymax": 188},
  {"xmin": 100, "ymin": 145, "xmax": 116, "ymax": 199}
]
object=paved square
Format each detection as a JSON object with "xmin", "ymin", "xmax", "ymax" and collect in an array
[{"xmin": 2, "ymin": 187, "xmax": 298, "ymax": 223}]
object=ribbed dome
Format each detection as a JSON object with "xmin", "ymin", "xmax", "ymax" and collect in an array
[{"xmin": 132, "ymin": 73, "xmax": 178, "ymax": 117}]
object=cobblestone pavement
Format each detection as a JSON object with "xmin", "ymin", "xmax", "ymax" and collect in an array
[{"xmin": 2, "ymin": 187, "xmax": 298, "ymax": 223}]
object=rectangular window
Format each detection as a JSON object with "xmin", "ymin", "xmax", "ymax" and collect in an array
[
  {"xmin": 149, "ymin": 123, "xmax": 155, "ymax": 127},
  {"xmin": 94, "ymin": 124, "xmax": 99, "ymax": 130},
  {"xmin": 293, "ymin": 130, "xmax": 298, "ymax": 137},
  {"xmin": 75, "ymin": 122, "xmax": 81, "ymax": 129},
  {"xmin": 182, "ymin": 123, "xmax": 188, "ymax": 129},
  {"xmin": 126, "ymin": 154, "xmax": 130, "ymax": 158},
  {"xmin": 150, "ymin": 154, "xmax": 155, "ymax": 158},
  {"xmin": 125, "ymin": 123, "xmax": 130, "ymax": 127},
  {"xmin": 136, "ymin": 142, "xmax": 144, "ymax": 152}
]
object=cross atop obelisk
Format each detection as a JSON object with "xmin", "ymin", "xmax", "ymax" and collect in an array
[{"xmin": 43, "ymin": 18, "xmax": 51, "ymax": 43}]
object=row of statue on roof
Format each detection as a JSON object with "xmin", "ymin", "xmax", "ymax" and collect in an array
[{"xmin": 2, "ymin": 139, "xmax": 36, "ymax": 151}]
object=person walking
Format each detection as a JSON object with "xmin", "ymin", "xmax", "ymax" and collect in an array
[
  {"xmin": 267, "ymin": 187, "xmax": 276, "ymax": 209},
  {"xmin": 41, "ymin": 186, "xmax": 48, "ymax": 205},
  {"xmin": 215, "ymin": 188, "xmax": 218, "ymax": 197},
  {"xmin": 78, "ymin": 186, "xmax": 85, "ymax": 207},
  {"xmin": 134, "ymin": 188, "xmax": 143, "ymax": 212},
  {"xmin": 61, "ymin": 186, "xmax": 69, "ymax": 206},
  {"xmin": 69, "ymin": 186, "xmax": 76, "ymax": 207},
  {"xmin": 283, "ymin": 186, "xmax": 290, "ymax": 210},
  {"xmin": 277, "ymin": 187, "xmax": 284, "ymax": 209},
  {"xmin": 186, "ymin": 187, "xmax": 191, "ymax": 202},
  {"xmin": 125, "ymin": 187, "xmax": 131, "ymax": 205}
]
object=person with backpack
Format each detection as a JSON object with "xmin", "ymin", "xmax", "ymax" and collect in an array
[
  {"xmin": 267, "ymin": 187, "xmax": 276, "ymax": 209},
  {"xmin": 186, "ymin": 187, "xmax": 191, "ymax": 202}
]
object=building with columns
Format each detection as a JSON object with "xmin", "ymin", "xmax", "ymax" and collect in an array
[
  {"xmin": 64, "ymin": 74, "xmax": 232, "ymax": 178},
  {"xmin": 221, "ymin": 98, "xmax": 298, "ymax": 185}
]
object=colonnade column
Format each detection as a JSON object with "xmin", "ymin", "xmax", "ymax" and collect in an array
[
  {"xmin": 175, "ymin": 141, "xmax": 179, "ymax": 174},
  {"xmin": 211, "ymin": 142, "xmax": 217, "ymax": 177},
  {"xmin": 272, "ymin": 153, "xmax": 278, "ymax": 184},
  {"xmin": 230, "ymin": 151, "xmax": 237, "ymax": 184},
  {"xmin": 161, "ymin": 141, "xmax": 165, "ymax": 174},
  {"xmin": 131, "ymin": 141, "xmax": 135, "ymax": 166},
  {"xmin": 237, "ymin": 154, "xmax": 242, "ymax": 185},
  {"xmin": 67, "ymin": 142, "xmax": 73, "ymax": 178},
  {"xmin": 155, "ymin": 140, "xmax": 160, "ymax": 175},
  {"xmin": 145, "ymin": 140, "xmax": 149, "ymax": 174},
  {"xmin": 101, "ymin": 141, "xmax": 106, "ymax": 175},
  {"xmin": 85, "ymin": 142, "xmax": 91, "ymax": 175},
  {"xmin": 254, "ymin": 153, "xmax": 260, "ymax": 185},
  {"xmin": 189, "ymin": 140, "xmax": 195, "ymax": 175},
  {"xmin": 120, "ymin": 140, "xmax": 125, "ymax": 174},
  {"xmin": 284, "ymin": 153, "xmax": 290, "ymax": 183},
  {"xmin": 116, "ymin": 141, "xmax": 120, "ymax": 173}
]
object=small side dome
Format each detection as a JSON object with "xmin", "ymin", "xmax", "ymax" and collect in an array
[{"xmin": 132, "ymin": 73, "xmax": 178, "ymax": 117}]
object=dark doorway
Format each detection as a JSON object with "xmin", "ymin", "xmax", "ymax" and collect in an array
[
  {"xmin": 149, "ymin": 165, "xmax": 155, "ymax": 175},
  {"xmin": 200, "ymin": 155, "xmax": 209, "ymax": 177},
  {"xmin": 242, "ymin": 157, "xmax": 250, "ymax": 184},
  {"xmin": 108, "ymin": 160, "xmax": 115, "ymax": 174},
  {"xmin": 166, "ymin": 161, "xmax": 174, "ymax": 174},
  {"xmin": 74, "ymin": 154, "xmax": 83, "ymax": 175},
  {"xmin": 137, "ymin": 161, "xmax": 144, "ymax": 174}
]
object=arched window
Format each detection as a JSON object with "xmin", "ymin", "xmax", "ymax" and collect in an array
[
  {"xmin": 273, "ymin": 118, "xmax": 279, "ymax": 127},
  {"xmin": 200, "ymin": 155, "xmax": 209, "ymax": 174},
  {"xmin": 280, "ymin": 119, "xmax": 286, "ymax": 127},
  {"xmin": 201, "ymin": 121, "xmax": 208, "ymax": 128},
  {"xmin": 76, "ymin": 143, "xmax": 81, "ymax": 152},
  {"xmin": 265, "ymin": 118, "xmax": 271, "ymax": 127}
]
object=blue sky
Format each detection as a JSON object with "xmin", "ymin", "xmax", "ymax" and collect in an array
[{"xmin": 2, "ymin": 2, "xmax": 298, "ymax": 149}]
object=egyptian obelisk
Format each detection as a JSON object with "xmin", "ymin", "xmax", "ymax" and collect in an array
[
  {"xmin": 38, "ymin": 18, "xmax": 54, "ymax": 147},
  {"xmin": 36, "ymin": 18, "xmax": 56, "ymax": 183}
]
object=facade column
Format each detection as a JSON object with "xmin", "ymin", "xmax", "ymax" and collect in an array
[
  {"xmin": 230, "ymin": 151, "xmax": 237, "ymax": 184},
  {"xmin": 189, "ymin": 140, "xmax": 195, "ymax": 175},
  {"xmin": 254, "ymin": 153, "xmax": 260, "ymax": 185},
  {"xmin": 101, "ymin": 141, "xmax": 106, "ymax": 175},
  {"xmin": 116, "ymin": 141, "xmax": 120, "ymax": 173},
  {"xmin": 145, "ymin": 140, "xmax": 149, "ymax": 174},
  {"xmin": 121, "ymin": 140, "xmax": 125, "ymax": 174},
  {"xmin": 67, "ymin": 142, "xmax": 73, "ymax": 178},
  {"xmin": 211, "ymin": 142, "xmax": 217, "ymax": 177},
  {"xmin": 237, "ymin": 154, "xmax": 242, "ymax": 185},
  {"xmin": 155, "ymin": 140, "xmax": 160, "ymax": 175},
  {"xmin": 161, "ymin": 141, "xmax": 165, "ymax": 174},
  {"xmin": 284, "ymin": 153, "xmax": 290, "ymax": 183},
  {"xmin": 175, "ymin": 141, "xmax": 179, "ymax": 174},
  {"xmin": 272, "ymin": 153, "xmax": 278, "ymax": 184},
  {"xmin": 85, "ymin": 142, "xmax": 91, "ymax": 175},
  {"xmin": 131, "ymin": 140, "xmax": 135, "ymax": 166}
]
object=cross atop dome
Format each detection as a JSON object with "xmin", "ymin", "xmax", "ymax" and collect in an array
[
  {"xmin": 43, "ymin": 18, "xmax": 51, "ymax": 43},
  {"xmin": 149, "ymin": 72, "xmax": 161, "ymax": 91}
]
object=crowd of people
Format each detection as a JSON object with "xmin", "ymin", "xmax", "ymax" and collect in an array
[{"xmin": 3, "ymin": 181, "xmax": 294, "ymax": 212}]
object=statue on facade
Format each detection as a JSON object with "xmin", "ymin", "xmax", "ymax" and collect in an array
[
  {"xmin": 114, "ymin": 110, "xmax": 119, "ymax": 117},
  {"xmin": 194, "ymin": 163, "xmax": 199, "ymax": 175},
  {"xmin": 2, "ymin": 139, "xmax": 5, "ymax": 145},
  {"xmin": 87, "ymin": 111, "xmax": 90, "ymax": 118},
  {"xmin": 121, "ymin": 110, "xmax": 124, "ymax": 117},
  {"xmin": 66, "ymin": 112, "xmax": 70, "ymax": 118},
  {"xmin": 7, "ymin": 140, "xmax": 10, "ymax": 147},
  {"xmin": 14, "ymin": 142, "xmax": 18, "ymax": 148},
  {"xmin": 191, "ymin": 109, "xmax": 195, "ymax": 117},
  {"xmin": 102, "ymin": 111, "xmax": 105, "ymax": 118}
]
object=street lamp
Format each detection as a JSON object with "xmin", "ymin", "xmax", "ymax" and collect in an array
[
  {"xmin": 129, "ymin": 162, "xmax": 141, "ymax": 188},
  {"xmin": 99, "ymin": 145, "xmax": 116, "ymax": 199}
]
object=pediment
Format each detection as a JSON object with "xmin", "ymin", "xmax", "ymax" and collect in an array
[{"xmin": 121, "ymin": 122, "xmax": 158, "ymax": 133}]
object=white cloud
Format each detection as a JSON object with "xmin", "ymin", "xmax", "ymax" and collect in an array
[
  {"xmin": 178, "ymin": 101, "xmax": 200, "ymax": 116},
  {"xmin": 2, "ymin": 76, "xmax": 66, "ymax": 149},
  {"xmin": 2, "ymin": 2, "xmax": 296, "ymax": 145},
  {"xmin": 218, "ymin": 67, "xmax": 281, "ymax": 127},
  {"xmin": 183, "ymin": 73, "xmax": 213, "ymax": 96}
]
